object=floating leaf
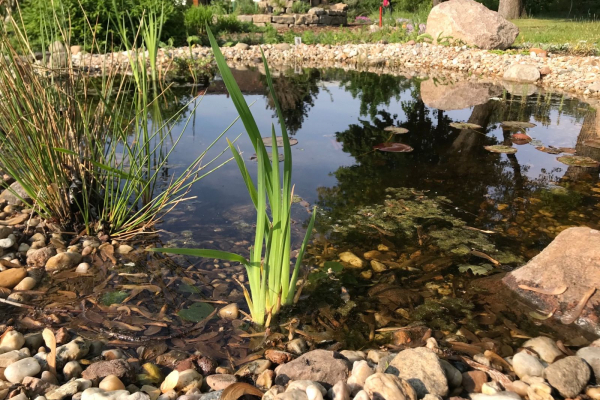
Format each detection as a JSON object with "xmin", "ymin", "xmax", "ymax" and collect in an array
[
  {"xmin": 501, "ymin": 121, "xmax": 536, "ymax": 129},
  {"xmin": 511, "ymin": 133, "xmax": 532, "ymax": 145},
  {"xmin": 373, "ymin": 143, "xmax": 414, "ymax": 153},
  {"xmin": 458, "ymin": 264, "xmax": 493, "ymax": 276},
  {"xmin": 178, "ymin": 302, "xmax": 215, "ymax": 322},
  {"xmin": 178, "ymin": 283, "xmax": 200, "ymax": 294},
  {"xmin": 101, "ymin": 291, "xmax": 129, "ymax": 306},
  {"xmin": 536, "ymin": 146, "xmax": 562, "ymax": 154},
  {"xmin": 582, "ymin": 139, "xmax": 600, "ymax": 149},
  {"xmin": 250, "ymin": 153, "xmax": 284, "ymax": 162},
  {"xmin": 384, "ymin": 126, "xmax": 409, "ymax": 134},
  {"xmin": 484, "ymin": 145, "xmax": 517, "ymax": 154},
  {"xmin": 450, "ymin": 122, "xmax": 482, "ymax": 130},
  {"xmin": 324, "ymin": 261, "xmax": 344, "ymax": 273},
  {"xmin": 261, "ymin": 136, "xmax": 298, "ymax": 147},
  {"xmin": 221, "ymin": 382, "xmax": 263, "ymax": 400},
  {"xmin": 557, "ymin": 155, "xmax": 600, "ymax": 168}
]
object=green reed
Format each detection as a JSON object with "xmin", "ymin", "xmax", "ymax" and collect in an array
[{"xmin": 152, "ymin": 27, "xmax": 317, "ymax": 326}]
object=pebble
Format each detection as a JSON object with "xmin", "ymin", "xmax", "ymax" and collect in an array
[
  {"xmin": 275, "ymin": 390, "xmax": 308, "ymax": 400},
  {"xmin": 543, "ymin": 356, "xmax": 590, "ymax": 398},
  {"xmin": 81, "ymin": 388, "xmax": 130, "ymax": 400},
  {"xmin": 205, "ymin": 374, "xmax": 237, "ymax": 390},
  {"xmin": 256, "ymin": 369, "xmax": 275, "ymax": 390},
  {"xmin": 4, "ymin": 357, "xmax": 41, "ymax": 383},
  {"xmin": 99, "ymin": 375, "xmax": 126, "ymax": 391},
  {"xmin": 287, "ymin": 381, "xmax": 326, "ymax": 396},
  {"xmin": 330, "ymin": 381, "xmax": 350, "ymax": 400},
  {"xmin": 0, "ymin": 330, "xmax": 25, "ymax": 352},
  {"xmin": 522, "ymin": 337, "xmax": 564, "ymax": 363},
  {"xmin": 347, "ymin": 361, "xmax": 373, "ymax": 395},
  {"xmin": 63, "ymin": 360, "xmax": 83, "ymax": 380},
  {"xmin": 339, "ymin": 252, "xmax": 364, "ymax": 268},
  {"xmin": 306, "ymin": 385, "xmax": 323, "ymax": 400},
  {"xmin": 76, "ymin": 263, "xmax": 90, "ymax": 274},
  {"xmin": 512, "ymin": 351, "xmax": 545, "ymax": 379},
  {"xmin": 46, "ymin": 381, "xmax": 80, "ymax": 400},
  {"xmin": 0, "ymin": 267, "xmax": 27, "ymax": 289},
  {"xmin": 14, "ymin": 276, "xmax": 37, "ymax": 291},
  {"xmin": 576, "ymin": 346, "xmax": 600, "ymax": 377},
  {"xmin": 0, "ymin": 349, "xmax": 29, "ymax": 367},
  {"xmin": 286, "ymin": 339, "xmax": 307, "ymax": 355},
  {"xmin": 140, "ymin": 385, "xmax": 161, "ymax": 400},
  {"xmin": 218, "ymin": 303, "xmax": 239, "ymax": 320},
  {"xmin": 363, "ymin": 373, "xmax": 416, "ymax": 400},
  {"xmin": 339, "ymin": 351, "xmax": 366, "ymax": 363}
]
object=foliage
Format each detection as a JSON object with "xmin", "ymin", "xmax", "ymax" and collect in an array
[
  {"xmin": 291, "ymin": 1, "xmax": 311, "ymax": 14},
  {"xmin": 184, "ymin": 5, "xmax": 214, "ymax": 35},
  {"xmin": 235, "ymin": 0, "xmax": 258, "ymax": 14},
  {"xmin": 215, "ymin": 14, "xmax": 245, "ymax": 33},
  {"xmin": 152, "ymin": 27, "xmax": 317, "ymax": 326},
  {"xmin": 513, "ymin": 18, "xmax": 600, "ymax": 53}
]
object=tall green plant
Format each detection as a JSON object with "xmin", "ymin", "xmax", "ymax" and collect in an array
[{"xmin": 151, "ymin": 27, "xmax": 317, "ymax": 326}]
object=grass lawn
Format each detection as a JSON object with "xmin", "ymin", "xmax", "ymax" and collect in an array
[{"xmin": 513, "ymin": 18, "xmax": 600, "ymax": 46}]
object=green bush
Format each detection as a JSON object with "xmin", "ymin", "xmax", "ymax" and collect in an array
[
  {"xmin": 235, "ymin": 0, "xmax": 257, "ymax": 14},
  {"xmin": 18, "ymin": 0, "xmax": 185, "ymax": 51},
  {"xmin": 184, "ymin": 5, "xmax": 213, "ymax": 34},
  {"xmin": 291, "ymin": 1, "xmax": 311, "ymax": 13}
]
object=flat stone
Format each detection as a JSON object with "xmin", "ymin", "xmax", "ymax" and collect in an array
[
  {"xmin": 22, "ymin": 377, "xmax": 59, "ymax": 397},
  {"xmin": 81, "ymin": 359, "xmax": 133, "ymax": 383},
  {"xmin": 421, "ymin": 80, "xmax": 502, "ymax": 111},
  {"xmin": 0, "ymin": 267, "xmax": 27, "ymax": 288},
  {"xmin": 5, "ymin": 357, "xmax": 41, "ymax": 383},
  {"xmin": 512, "ymin": 352, "xmax": 545, "ymax": 379},
  {"xmin": 46, "ymin": 381, "xmax": 80, "ymax": 400},
  {"xmin": 274, "ymin": 350, "xmax": 349, "ymax": 388},
  {"xmin": 389, "ymin": 348, "xmax": 449, "ymax": 398},
  {"xmin": 46, "ymin": 252, "xmax": 83, "ymax": 273},
  {"xmin": 364, "ymin": 373, "xmax": 417, "ymax": 400},
  {"xmin": 57, "ymin": 338, "xmax": 90, "ymax": 367},
  {"xmin": 503, "ymin": 64, "xmax": 541, "ymax": 83},
  {"xmin": 0, "ymin": 182, "xmax": 31, "ymax": 206},
  {"xmin": 205, "ymin": 374, "xmax": 237, "ymax": 390},
  {"xmin": 0, "ymin": 349, "xmax": 29, "ymax": 367},
  {"xmin": 543, "ymin": 356, "xmax": 590, "ymax": 398}
]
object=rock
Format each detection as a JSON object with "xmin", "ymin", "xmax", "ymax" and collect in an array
[
  {"xmin": 284, "ymin": 382, "xmax": 320, "ymax": 396},
  {"xmin": 57, "ymin": 338, "xmax": 90, "ymax": 367},
  {"xmin": 367, "ymin": 350, "xmax": 389, "ymax": 364},
  {"xmin": 589, "ymin": 82, "xmax": 600, "ymax": 93},
  {"xmin": 353, "ymin": 391, "xmax": 370, "ymax": 400},
  {"xmin": 28, "ymin": 248, "xmax": 57, "ymax": 268},
  {"xmin": 264, "ymin": 386, "xmax": 285, "ymax": 400},
  {"xmin": 364, "ymin": 373, "xmax": 417, "ymax": 400},
  {"xmin": 14, "ymin": 276, "xmax": 36, "ymax": 291},
  {"xmin": 5, "ymin": 357, "xmax": 41, "ymax": 383},
  {"xmin": 234, "ymin": 43, "xmax": 250, "ymax": 51},
  {"xmin": 274, "ymin": 43, "xmax": 291, "ymax": 51},
  {"xmin": 218, "ymin": 303, "xmax": 239, "ymax": 320},
  {"xmin": 306, "ymin": 385, "xmax": 323, "ymax": 400},
  {"xmin": 0, "ymin": 267, "xmax": 27, "ymax": 288},
  {"xmin": 205, "ymin": 374, "xmax": 236, "ymax": 391},
  {"xmin": 504, "ymin": 381, "xmax": 529, "ymax": 397},
  {"xmin": 46, "ymin": 381, "xmax": 80, "ymax": 400},
  {"xmin": 539, "ymin": 66, "xmax": 551, "ymax": 75},
  {"xmin": 22, "ymin": 377, "xmax": 59, "ymax": 397},
  {"xmin": 99, "ymin": 375, "xmax": 126, "ymax": 391},
  {"xmin": 0, "ymin": 349, "xmax": 29, "ymax": 367},
  {"xmin": 286, "ymin": 339, "xmax": 308, "ymax": 355},
  {"xmin": 0, "ymin": 330, "xmax": 25, "ymax": 352},
  {"xmin": 512, "ymin": 352, "xmax": 545, "ymax": 379},
  {"xmin": 347, "ymin": 361, "xmax": 373, "ymax": 395},
  {"xmin": 199, "ymin": 390, "xmax": 222, "ymax": 400},
  {"xmin": 274, "ymin": 350, "xmax": 349, "ymax": 388},
  {"xmin": 426, "ymin": 0, "xmax": 518, "ymax": 49},
  {"xmin": 160, "ymin": 369, "xmax": 202, "ymax": 393},
  {"xmin": 504, "ymin": 228, "xmax": 600, "ymax": 335},
  {"xmin": 265, "ymin": 350, "xmax": 293, "ymax": 364},
  {"xmin": 81, "ymin": 388, "xmax": 130, "ymax": 400},
  {"xmin": 389, "ymin": 348, "xmax": 448, "ymax": 398},
  {"xmin": 256, "ymin": 369, "xmax": 275, "ymax": 389},
  {"xmin": 543, "ymin": 356, "xmax": 590, "ymax": 398},
  {"xmin": 275, "ymin": 390, "xmax": 307, "ymax": 400},
  {"xmin": 462, "ymin": 371, "xmax": 487, "ymax": 393},
  {"xmin": 141, "ymin": 386, "xmax": 161, "ymax": 400},
  {"xmin": 338, "ymin": 252, "xmax": 364, "ymax": 268},
  {"xmin": 0, "ymin": 235, "xmax": 15, "ymax": 249},
  {"xmin": 520, "ymin": 337, "xmax": 563, "ymax": 363},
  {"xmin": 469, "ymin": 392, "xmax": 522, "ymax": 400},
  {"xmin": 46, "ymin": 252, "xmax": 83, "ymax": 273},
  {"xmin": 0, "ymin": 182, "xmax": 31, "ymax": 206},
  {"xmin": 81, "ymin": 359, "xmax": 133, "ymax": 383},
  {"xmin": 577, "ymin": 347, "xmax": 600, "ymax": 377},
  {"xmin": 235, "ymin": 359, "xmax": 271, "ymax": 377},
  {"xmin": 371, "ymin": 260, "xmax": 387, "ymax": 273},
  {"xmin": 439, "ymin": 360, "xmax": 462, "ymax": 389},
  {"xmin": 330, "ymin": 381, "xmax": 350, "ymax": 400},
  {"xmin": 527, "ymin": 382, "xmax": 552, "ymax": 400},
  {"xmin": 503, "ymin": 64, "xmax": 541, "ymax": 83},
  {"xmin": 587, "ymin": 387, "xmax": 600, "ymax": 400},
  {"xmin": 116, "ymin": 245, "xmax": 133, "ymax": 254},
  {"xmin": 41, "ymin": 371, "xmax": 59, "ymax": 384},
  {"xmin": 421, "ymin": 80, "xmax": 502, "ymax": 111},
  {"xmin": 340, "ymin": 351, "xmax": 366, "ymax": 363}
]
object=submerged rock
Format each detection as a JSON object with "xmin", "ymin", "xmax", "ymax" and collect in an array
[
  {"xmin": 421, "ymin": 80, "xmax": 501, "ymax": 110},
  {"xmin": 46, "ymin": 252, "xmax": 83, "ymax": 273},
  {"xmin": 389, "ymin": 348, "xmax": 448, "ymax": 398}
]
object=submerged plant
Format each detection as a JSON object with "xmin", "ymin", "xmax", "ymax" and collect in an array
[{"xmin": 152, "ymin": 27, "xmax": 317, "ymax": 326}]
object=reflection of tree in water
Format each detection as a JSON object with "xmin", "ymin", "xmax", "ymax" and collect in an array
[{"xmin": 265, "ymin": 69, "xmax": 321, "ymax": 135}]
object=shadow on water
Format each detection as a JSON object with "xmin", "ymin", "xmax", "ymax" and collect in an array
[{"xmin": 8, "ymin": 67, "xmax": 600, "ymax": 361}]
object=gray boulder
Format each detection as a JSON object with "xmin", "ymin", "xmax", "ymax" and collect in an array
[
  {"xmin": 388, "ymin": 348, "xmax": 448, "ymax": 398},
  {"xmin": 0, "ymin": 181, "xmax": 31, "ymax": 206},
  {"xmin": 274, "ymin": 350, "xmax": 349, "ymax": 388},
  {"xmin": 543, "ymin": 356, "xmax": 590, "ymax": 398},
  {"xmin": 425, "ymin": 0, "xmax": 519, "ymax": 50},
  {"xmin": 503, "ymin": 64, "xmax": 541, "ymax": 83}
]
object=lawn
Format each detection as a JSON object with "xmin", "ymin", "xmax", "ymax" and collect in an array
[{"xmin": 513, "ymin": 18, "xmax": 600, "ymax": 46}]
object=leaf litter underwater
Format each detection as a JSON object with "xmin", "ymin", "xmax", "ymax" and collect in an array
[{"xmin": 4, "ymin": 68, "xmax": 600, "ymax": 364}]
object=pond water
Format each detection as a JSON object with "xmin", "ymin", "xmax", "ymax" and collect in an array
[{"xmin": 21, "ymin": 67, "xmax": 600, "ymax": 361}]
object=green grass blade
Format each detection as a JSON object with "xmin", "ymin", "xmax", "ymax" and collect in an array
[
  {"xmin": 285, "ymin": 206, "xmax": 318, "ymax": 305},
  {"xmin": 151, "ymin": 247, "xmax": 249, "ymax": 266}
]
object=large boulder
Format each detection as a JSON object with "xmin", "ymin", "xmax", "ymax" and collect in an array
[
  {"xmin": 503, "ymin": 227, "xmax": 600, "ymax": 335},
  {"xmin": 420, "ymin": 80, "xmax": 502, "ymax": 110},
  {"xmin": 503, "ymin": 64, "xmax": 541, "ymax": 83},
  {"xmin": 425, "ymin": 0, "xmax": 519, "ymax": 50}
]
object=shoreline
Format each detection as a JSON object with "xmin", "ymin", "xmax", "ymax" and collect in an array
[{"xmin": 73, "ymin": 42, "xmax": 600, "ymax": 101}]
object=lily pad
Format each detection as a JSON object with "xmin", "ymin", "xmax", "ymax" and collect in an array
[
  {"xmin": 449, "ymin": 122, "xmax": 483, "ymax": 130},
  {"xmin": 250, "ymin": 153, "xmax": 284, "ymax": 162},
  {"xmin": 262, "ymin": 136, "xmax": 298, "ymax": 147},
  {"xmin": 511, "ymin": 133, "xmax": 532, "ymax": 145},
  {"xmin": 178, "ymin": 302, "xmax": 215, "ymax": 322},
  {"xmin": 384, "ymin": 126, "xmax": 409, "ymax": 134},
  {"xmin": 501, "ymin": 121, "xmax": 536, "ymax": 129},
  {"xmin": 373, "ymin": 143, "xmax": 414, "ymax": 153},
  {"xmin": 556, "ymin": 155, "xmax": 600, "ymax": 168},
  {"xmin": 324, "ymin": 261, "xmax": 344, "ymax": 273},
  {"xmin": 582, "ymin": 139, "xmax": 600, "ymax": 149},
  {"xmin": 484, "ymin": 145, "xmax": 517, "ymax": 154},
  {"xmin": 536, "ymin": 146, "xmax": 562, "ymax": 154},
  {"xmin": 458, "ymin": 264, "xmax": 493, "ymax": 276}
]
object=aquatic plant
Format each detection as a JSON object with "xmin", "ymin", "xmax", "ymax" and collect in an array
[
  {"xmin": 152, "ymin": 27, "xmax": 317, "ymax": 326},
  {"xmin": 0, "ymin": 7, "xmax": 227, "ymax": 237}
]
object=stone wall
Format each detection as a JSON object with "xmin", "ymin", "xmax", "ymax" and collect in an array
[{"xmin": 235, "ymin": 3, "xmax": 348, "ymax": 28}]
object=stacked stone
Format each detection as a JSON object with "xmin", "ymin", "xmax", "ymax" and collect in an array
[{"xmin": 236, "ymin": 2, "xmax": 348, "ymax": 28}]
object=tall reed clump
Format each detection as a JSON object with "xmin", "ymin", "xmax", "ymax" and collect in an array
[
  {"xmin": 0, "ymin": 6, "xmax": 228, "ymax": 238},
  {"xmin": 152, "ymin": 27, "xmax": 317, "ymax": 327}
]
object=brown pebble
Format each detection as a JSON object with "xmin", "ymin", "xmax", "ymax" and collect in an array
[{"xmin": 462, "ymin": 371, "xmax": 487, "ymax": 393}]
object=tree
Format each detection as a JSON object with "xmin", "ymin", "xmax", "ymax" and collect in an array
[{"xmin": 498, "ymin": 0, "xmax": 524, "ymax": 19}]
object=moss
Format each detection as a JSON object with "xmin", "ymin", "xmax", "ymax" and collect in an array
[{"xmin": 412, "ymin": 297, "xmax": 476, "ymax": 332}]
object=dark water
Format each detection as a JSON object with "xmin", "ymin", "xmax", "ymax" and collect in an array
[{"xmin": 19, "ymin": 67, "xmax": 600, "ymax": 357}]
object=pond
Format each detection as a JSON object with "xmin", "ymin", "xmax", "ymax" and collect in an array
[{"xmin": 18, "ymin": 67, "xmax": 600, "ymax": 362}]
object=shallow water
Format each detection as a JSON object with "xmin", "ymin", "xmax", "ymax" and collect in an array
[{"xmin": 14, "ymin": 67, "xmax": 600, "ymax": 359}]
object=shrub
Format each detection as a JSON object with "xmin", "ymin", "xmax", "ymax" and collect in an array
[
  {"xmin": 215, "ymin": 13, "xmax": 243, "ymax": 32},
  {"xmin": 184, "ymin": 5, "xmax": 213, "ymax": 34},
  {"xmin": 291, "ymin": 1, "xmax": 311, "ymax": 13},
  {"xmin": 235, "ymin": 0, "xmax": 257, "ymax": 14}
]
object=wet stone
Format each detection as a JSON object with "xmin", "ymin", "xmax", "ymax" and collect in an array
[
  {"xmin": 274, "ymin": 350, "xmax": 349, "ymax": 388},
  {"xmin": 5, "ymin": 357, "xmax": 41, "ymax": 383},
  {"xmin": 389, "ymin": 348, "xmax": 449, "ymax": 398},
  {"xmin": 205, "ymin": 374, "xmax": 237, "ymax": 391},
  {"xmin": 543, "ymin": 356, "xmax": 590, "ymax": 398},
  {"xmin": 81, "ymin": 359, "xmax": 134, "ymax": 383},
  {"xmin": 512, "ymin": 352, "xmax": 545, "ymax": 379},
  {"xmin": 236, "ymin": 359, "xmax": 272, "ymax": 377}
]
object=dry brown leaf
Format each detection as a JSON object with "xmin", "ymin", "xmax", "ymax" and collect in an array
[
  {"xmin": 221, "ymin": 382, "xmax": 263, "ymax": 400},
  {"xmin": 57, "ymin": 291, "xmax": 78, "ymax": 299},
  {"xmin": 561, "ymin": 287, "xmax": 596, "ymax": 325},
  {"xmin": 143, "ymin": 326, "xmax": 163, "ymax": 336},
  {"xmin": 121, "ymin": 284, "xmax": 161, "ymax": 293},
  {"xmin": 42, "ymin": 328, "xmax": 57, "ymax": 376},
  {"xmin": 518, "ymin": 285, "xmax": 568, "ymax": 295},
  {"xmin": 104, "ymin": 320, "xmax": 145, "ymax": 332},
  {"xmin": 99, "ymin": 244, "xmax": 117, "ymax": 264}
]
